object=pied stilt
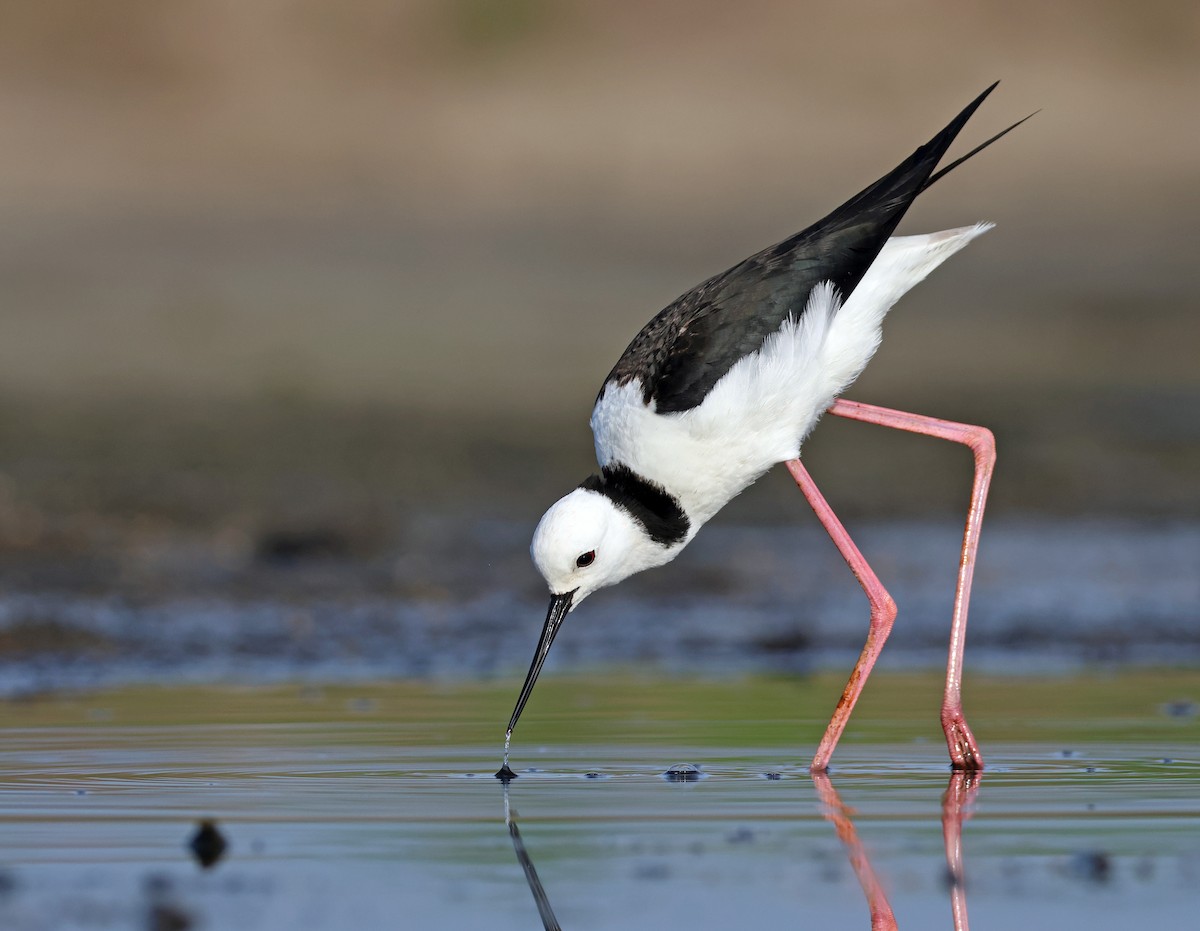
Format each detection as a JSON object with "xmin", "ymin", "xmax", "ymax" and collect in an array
[{"xmin": 499, "ymin": 83, "xmax": 1030, "ymax": 777}]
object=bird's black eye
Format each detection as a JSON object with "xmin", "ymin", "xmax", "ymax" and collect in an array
[{"xmin": 575, "ymin": 550, "xmax": 595, "ymax": 568}]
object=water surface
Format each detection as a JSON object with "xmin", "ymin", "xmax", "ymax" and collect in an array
[{"xmin": 1, "ymin": 673, "xmax": 1197, "ymax": 929}]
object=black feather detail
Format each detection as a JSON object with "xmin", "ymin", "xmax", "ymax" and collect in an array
[
  {"xmin": 603, "ymin": 83, "xmax": 1019, "ymax": 414},
  {"xmin": 579, "ymin": 464, "xmax": 690, "ymax": 546}
]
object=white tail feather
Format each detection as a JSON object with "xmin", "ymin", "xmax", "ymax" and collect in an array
[{"xmin": 820, "ymin": 223, "xmax": 993, "ymax": 398}]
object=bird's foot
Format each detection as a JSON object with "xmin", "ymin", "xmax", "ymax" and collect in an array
[{"xmin": 942, "ymin": 712, "xmax": 984, "ymax": 771}]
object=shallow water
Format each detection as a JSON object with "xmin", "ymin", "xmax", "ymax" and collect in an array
[{"xmin": 1, "ymin": 675, "xmax": 1198, "ymax": 929}]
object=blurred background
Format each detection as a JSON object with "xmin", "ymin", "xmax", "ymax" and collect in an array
[{"xmin": 0, "ymin": 1, "xmax": 1197, "ymax": 691}]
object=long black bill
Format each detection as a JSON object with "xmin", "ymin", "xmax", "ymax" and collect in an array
[{"xmin": 506, "ymin": 590, "xmax": 575, "ymax": 736}]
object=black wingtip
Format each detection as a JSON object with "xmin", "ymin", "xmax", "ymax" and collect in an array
[
  {"xmin": 495, "ymin": 764, "xmax": 518, "ymax": 781},
  {"xmin": 913, "ymin": 81, "xmax": 1001, "ymax": 167},
  {"xmin": 958, "ymin": 81, "xmax": 1001, "ymax": 125},
  {"xmin": 818, "ymin": 83, "xmax": 1006, "ymax": 229},
  {"xmin": 921, "ymin": 106, "xmax": 1037, "ymax": 192}
]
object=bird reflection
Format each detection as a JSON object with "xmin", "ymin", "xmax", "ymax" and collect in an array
[
  {"xmin": 502, "ymin": 782, "xmax": 562, "ymax": 931},
  {"xmin": 501, "ymin": 770, "xmax": 977, "ymax": 930}
]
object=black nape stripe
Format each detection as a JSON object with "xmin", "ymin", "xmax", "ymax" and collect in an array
[{"xmin": 580, "ymin": 465, "xmax": 690, "ymax": 546}]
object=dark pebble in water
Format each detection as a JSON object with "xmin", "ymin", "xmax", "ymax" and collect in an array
[
  {"xmin": 727, "ymin": 827, "xmax": 754, "ymax": 844},
  {"xmin": 73, "ymin": 789, "xmax": 88, "ymax": 796},
  {"xmin": 1057, "ymin": 749, "xmax": 1079, "ymax": 759},
  {"xmin": 1084, "ymin": 766, "xmax": 1097, "ymax": 773},
  {"xmin": 188, "ymin": 819, "xmax": 228, "ymax": 870},
  {"xmin": 584, "ymin": 772, "xmax": 605, "ymax": 779},
  {"xmin": 764, "ymin": 772, "xmax": 783, "ymax": 780},
  {"xmin": 494, "ymin": 764, "xmax": 517, "ymax": 781},
  {"xmin": 1159, "ymin": 758, "xmax": 1175, "ymax": 765},
  {"xmin": 1067, "ymin": 850, "xmax": 1111, "ymax": 884},
  {"xmin": 663, "ymin": 763, "xmax": 704, "ymax": 782}
]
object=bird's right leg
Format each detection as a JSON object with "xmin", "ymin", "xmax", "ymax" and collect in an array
[{"xmin": 786, "ymin": 458, "xmax": 898, "ymax": 773}]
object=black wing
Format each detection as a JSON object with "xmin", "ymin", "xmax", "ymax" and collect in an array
[{"xmin": 603, "ymin": 82, "xmax": 1018, "ymax": 414}]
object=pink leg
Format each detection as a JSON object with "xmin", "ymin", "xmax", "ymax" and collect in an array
[
  {"xmin": 790, "ymin": 398, "xmax": 996, "ymax": 771},
  {"xmin": 787, "ymin": 458, "xmax": 897, "ymax": 773}
]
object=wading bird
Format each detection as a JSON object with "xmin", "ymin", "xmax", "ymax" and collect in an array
[{"xmin": 499, "ymin": 83, "xmax": 1028, "ymax": 777}]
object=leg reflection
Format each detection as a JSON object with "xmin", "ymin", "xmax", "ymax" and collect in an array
[
  {"xmin": 499, "ymin": 773, "xmax": 974, "ymax": 930},
  {"xmin": 503, "ymin": 783, "xmax": 563, "ymax": 931},
  {"xmin": 812, "ymin": 773, "xmax": 898, "ymax": 931},
  {"xmin": 942, "ymin": 770, "xmax": 980, "ymax": 931}
]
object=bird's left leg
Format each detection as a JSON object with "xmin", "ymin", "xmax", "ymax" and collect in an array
[{"xmin": 827, "ymin": 398, "xmax": 995, "ymax": 771}]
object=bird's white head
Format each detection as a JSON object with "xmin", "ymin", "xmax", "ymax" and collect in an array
[
  {"xmin": 531, "ymin": 486, "xmax": 672, "ymax": 606},
  {"xmin": 503, "ymin": 484, "xmax": 686, "ymax": 740}
]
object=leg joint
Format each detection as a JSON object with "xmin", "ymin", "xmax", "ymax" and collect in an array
[
  {"xmin": 964, "ymin": 424, "xmax": 996, "ymax": 468},
  {"xmin": 871, "ymin": 593, "xmax": 898, "ymax": 628}
]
